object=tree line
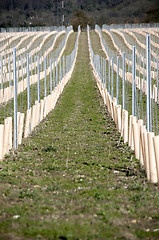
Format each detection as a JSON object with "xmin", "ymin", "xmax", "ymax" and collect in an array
[
  {"xmin": 0, "ymin": 0, "xmax": 158, "ymax": 28},
  {"xmin": 0, "ymin": 0, "xmax": 123, "ymax": 11}
]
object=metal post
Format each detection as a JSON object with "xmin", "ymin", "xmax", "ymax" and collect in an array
[
  {"xmin": 146, "ymin": 34, "xmax": 151, "ymax": 132},
  {"xmin": 157, "ymin": 58, "xmax": 158, "ymax": 104},
  {"xmin": 60, "ymin": 57, "xmax": 62, "ymax": 82},
  {"xmin": 122, "ymin": 52, "xmax": 125, "ymax": 109},
  {"xmin": 1, "ymin": 56, "xmax": 3, "ymax": 90},
  {"xmin": 116, "ymin": 56, "xmax": 119, "ymax": 105},
  {"xmin": 109, "ymin": 59, "xmax": 110, "ymax": 94},
  {"xmin": 156, "ymin": 58, "xmax": 158, "ymax": 134},
  {"xmin": 13, "ymin": 48, "xmax": 17, "ymax": 149},
  {"xmin": 66, "ymin": 56, "xmax": 68, "ymax": 73},
  {"xmin": 132, "ymin": 46, "xmax": 136, "ymax": 116},
  {"xmin": 4, "ymin": 55, "xmax": 6, "ymax": 85},
  {"xmin": 53, "ymin": 60, "xmax": 55, "ymax": 89},
  {"xmin": 50, "ymin": 59, "xmax": 52, "ymax": 93},
  {"xmin": 31, "ymin": 55, "xmax": 33, "ymax": 82},
  {"xmin": 105, "ymin": 59, "xmax": 107, "ymax": 89},
  {"xmin": 37, "ymin": 56, "xmax": 40, "ymax": 103},
  {"xmin": 111, "ymin": 57, "xmax": 114, "ymax": 98},
  {"xmin": 17, "ymin": 57, "xmax": 19, "ymax": 86},
  {"xmin": 56, "ymin": 62, "xmax": 58, "ymax": 85},
  {"xmin": 27, "ymin": 53, "xmax": 30, "ymax": 110},
  {"xmin": 27, "ymin": 53, "xmax": 31, "ymax": 133},
  {"xmin": 44, "ymin": 57, "xmax": 47, "ymax": 97}
]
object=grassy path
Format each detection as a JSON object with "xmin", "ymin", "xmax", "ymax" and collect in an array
[
  {"xmin": 90, "ymin": 30, "xmax": 106, "ymax": 57},
  {"xmin": 0, "ymin": 32, "xmax": 159, "ymax": 240}
]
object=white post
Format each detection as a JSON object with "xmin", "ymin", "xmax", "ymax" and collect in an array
[
  {"xmin": 27, "ymin": 53, "xmax": 31, "ymax": 133},
  {"xmin": 37, "ymin": 56, "xmax": 40, "ymax": 103},
  {"xmin": 50, "ymin": 59, "xmax": 52, "ymax": 92},
  {"xmin": 132, "ymin": 46, "xmax": 136, "ymax": 116},
  {"xmin": 111, "ymin": 57, "xmax": 114, "ymax": 98},
  {"xmin": 157, "ymin": 58, "xmax": 158, "ymax": 104},
  {"xmin": 13, "ymin": 48, "xmax": 17, "ymax": 149},
  {"xmin": 108, "ymin": 59, "xmax": 110, "ymax": 94},
  {"xmin": 146, "ymin": 34, "xmax": 151, "ymax": 132},
  {"xmin": 122, "ymin": 52, "xmax": 125, "ymax": 109},
  {"xmin": 116, "ymin": 56, "xmax": 119, "ymax": 105}
]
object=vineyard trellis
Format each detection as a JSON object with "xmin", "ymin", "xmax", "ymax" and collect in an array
[
  {"xmin": 0, "ymin": 25, "xmax": 81, "ymax": 159},
  {"xmin": 0, "ymin": 22, "xmax": 159, "ymax": 185},
  {"xmin": 87, "ymin": 25, "xmax": 159, "ymax": 184}
]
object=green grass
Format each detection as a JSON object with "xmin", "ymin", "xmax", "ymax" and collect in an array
[
  {"xmin": 63, "ymin": 32, "xmax": 77, "ymax": 56},
  {"xmin": 28, "ymin": 33, "xmax": 46, "ymax": 52},
  {"xmin": 90, "ymin": 30, "xmax": 106, "ymax": 58},
  {"xmin": 0, "ymin": 32, "xmax": 159, "ymax": 240},
  {"xmin": 5, "ymin": 35, "xmax": 24, "ymax": 51},
  {"xmin": 102, "ymin": 31, "xmax": 118, "ymax": 54}
]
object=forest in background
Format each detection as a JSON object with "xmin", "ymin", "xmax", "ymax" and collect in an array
[{"xmin": 0, "ymin": 0, "xmax": 159, "ymax": 28}]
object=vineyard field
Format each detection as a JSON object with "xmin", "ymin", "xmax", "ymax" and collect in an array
[{"xmin": 0, "ymin": 25, "xmax": 159, "ymax": 239}]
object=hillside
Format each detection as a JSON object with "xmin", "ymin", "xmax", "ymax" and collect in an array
[{"xmin": 0, "ymin": 0, "xmax": 159, "ymax": 28}]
